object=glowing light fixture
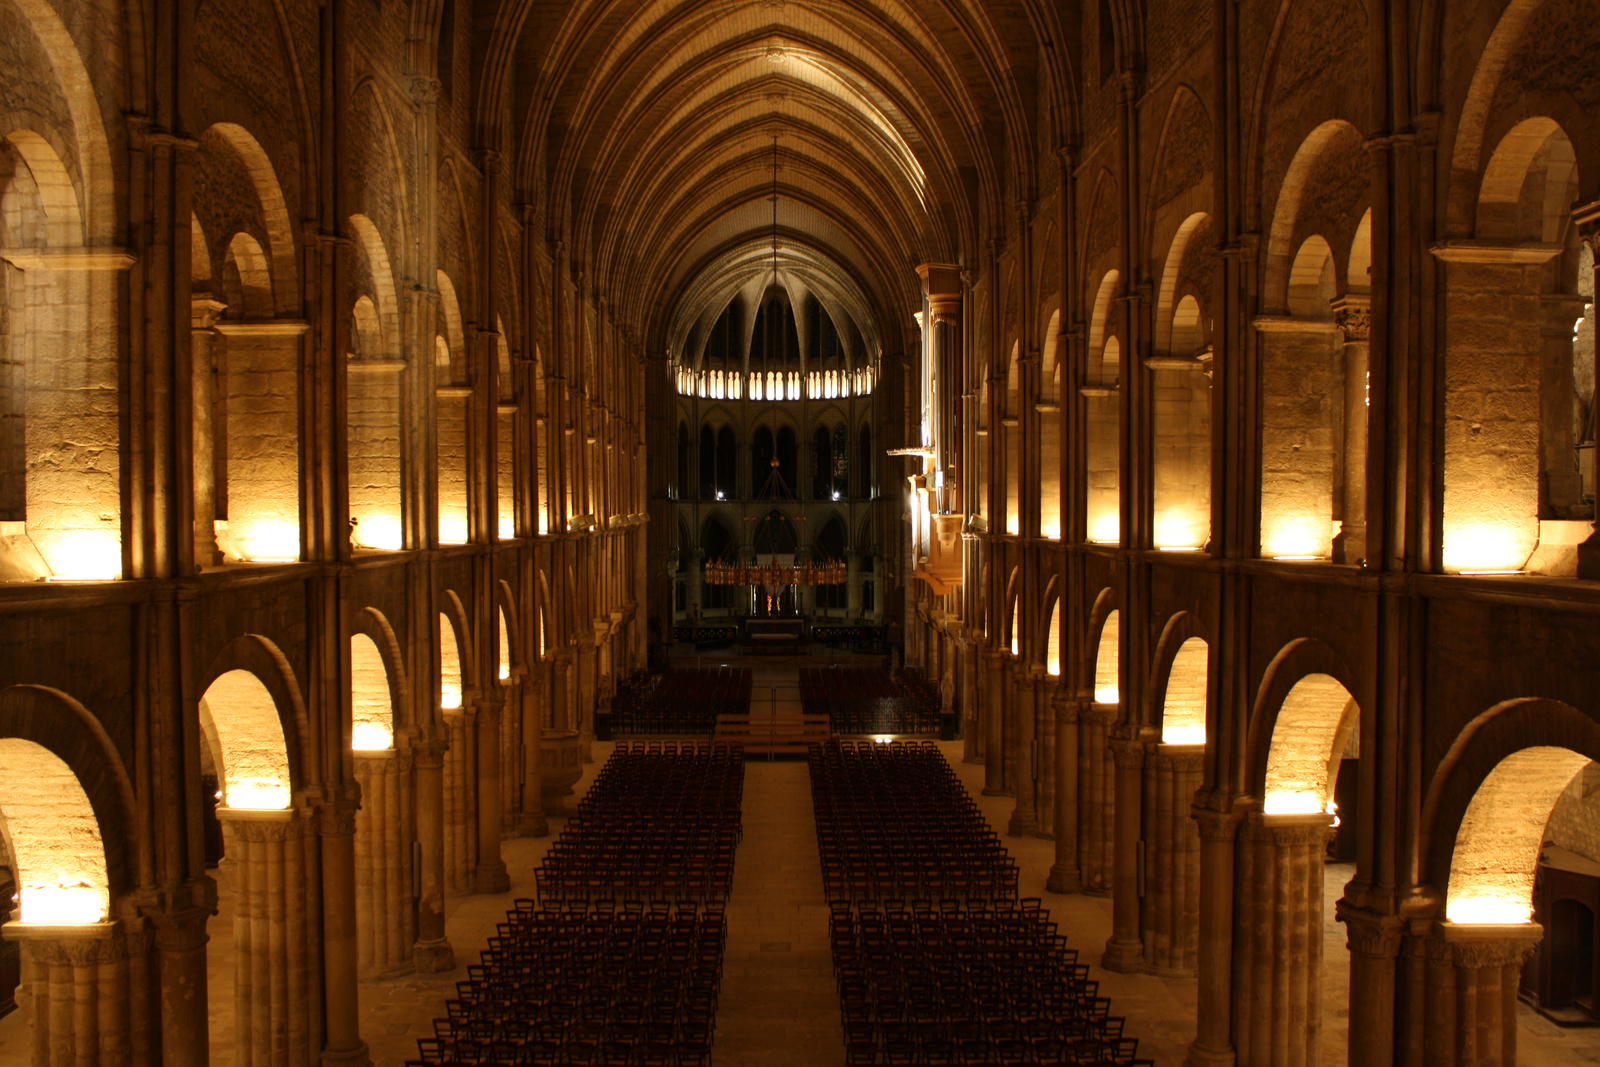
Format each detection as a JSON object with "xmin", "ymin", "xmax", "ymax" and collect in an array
[
  {"xmin": 1162, "ymin": 725, "xmax": 1206, "ymax": 745},
  {"xmin": 236, "ymin": 520, "xmax": 301, "ymax": 564},
  {"xmin": 43, "ymin": 530, "xmax": 123, "ymax": 581},
  {"xmin": 440, "ymin": 681, "xmax": 463, "ymax": 710},
  {"xmin": 1262, "ymin": 790, "xmax": 1324, "ymax": 816},
  {"xmin": 1088, "ymin": 513, "xmax": 1121, "ymax": 544},
  {"xmin": 353, "ymin": 516, "xmax": 403, "ymax": 551},
  {"xmin": 1446, "ymin": 896, "xmax": 1531, "ymax": 926},
  {"xmin": 498, "ymin": 514, "xmax": 515, "ymax": 539},
  {"xmin": 1093, "ymin": 685, "xmax": 1120, "ymax": 704},
  {"xmin": 20, "ymin": 884, "xmax": 108, "ymax": 926},
  {"xmin": 225, "ymin": 778, "xmax": 291, "ymax": 811},
  {"xmin": 1443, "ymin": 524, "xmax": 1527, "ymax": 574},
  {"xmin": 351, "ymin": 722, "xmax": 394, "ymax": 751},
  {"xmin": 873, "ymin": 735, "xmax": 893, "ymax": 744},
  {"xmin": 1158, "ymin": 546, "xmax": 1202, "ymax": 553},
  {"xmin": 1273, "ymin": 555, "xmax": 1323, "ymax": 562}
]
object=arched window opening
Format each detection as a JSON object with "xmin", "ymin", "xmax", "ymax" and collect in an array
[
  {"xmin": 1161, "ymin": 637, "xmax": 1208, "ymax": 745},
  {"xmin": 857, "ymin": 425, "xmax": 873, "ymax": 500},
  {"xmin": 715, "ymin": 425, "xmax": 737, "ymax": 500},
  {"xmin": 1262, "ymin": 674, "xmax": 1359, "ymax": 815},
  {"xmin": 676, "ymin": 422, "xmax": 690, "ymax": 500},
  {"xmin": 812, "ymin": 425, "xmax": 832, "ymax": 499},
  {"xmin": 439, "ymin": 614, "xmax": 464, "ymax": 710},
  {"xmin": 200, "ymin": 669, "xmax": 292, "ymax": 810},
  {"xmin": 698, "ymin": 425, "xmax": 716, "ymax": 500},
  {"xmin": 775, "ymin": 426, "xmax": 798, "ymax": 493},
  {"xmin": 1093, "ymin": 610, "xmax": 1120, "ymax": 703},
  {"xmin": 1448, "ymin": 747, "xmax": 1590, "ymax": 925},
  {"xmin": 0, "ymin": 740, "xmax": 110, "ymax": 925},
  {"xmin": 1046, "ymin": 600, "xmax": 1062, "ymax": 676},
  {"xmin": 350, "ymin": 634, "xmax": 393, "ymax": 751},
  {"xmin": 498, "ymin": 608, "xmax": 513, "ymax": 682},
  {"xmin": 832, "ymin": 424, "xmax": 849, "ymax": 500}
]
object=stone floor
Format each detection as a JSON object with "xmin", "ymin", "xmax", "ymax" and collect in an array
[{"xmin": 6, "ymin": 665, "xmax": 1600, "ymax": 1064}]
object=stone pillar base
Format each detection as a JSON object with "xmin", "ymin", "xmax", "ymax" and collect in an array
[
  {"xmin": 473, "ymin": 861, "xmax": 510, "ymax": 894},
  {"xmin": 412, "ymin": 939, "xmax": 456, "ymax": 973},
  {"xmin": 1184, "ymin": 1041, "xmax": 1239, "ymax": 1067},
  {"xmin": 1046, "ymin": 863, "xmax": 1081, "ymax": 895},
  {"xmin": 320, "ymin": 1040, "xmax": 372, "ymax": 1067},
  {"xmin": 1007, "ymin": 814, "xmax": 1040, "ymax": 837},
  {"xmin": 517, "ymin": 810, "xmax": 550, "ymax": 838},
  {"xmin": 1101, "ymin": 937, "xmax": 1145, "ymax": 973}
]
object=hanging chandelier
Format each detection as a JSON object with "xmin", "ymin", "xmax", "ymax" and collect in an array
[{"xmin": 704, "ymin": 558, "xmax": 847, "ymax": 586}]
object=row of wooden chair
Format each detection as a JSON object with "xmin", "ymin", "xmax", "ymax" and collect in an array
[{"xmin": 809, "ymin": 740, "xmax": 1152, "ymax": 1066}]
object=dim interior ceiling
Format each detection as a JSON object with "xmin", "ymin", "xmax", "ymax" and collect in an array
[{"xmin": 486, "ymin": 0, "xmax": 1052, "ymax": 360}]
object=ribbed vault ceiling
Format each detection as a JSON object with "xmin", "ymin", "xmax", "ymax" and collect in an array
[{"xmin": 478, "ymin": 0, "xmax": 1053, "ymax": 360}]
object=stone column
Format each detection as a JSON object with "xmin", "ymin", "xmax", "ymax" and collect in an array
[
  {"xmin": 353, "ymin": 752, "xmax": 415, "ymax": 978},
  {"xmin": 1337, "ymin": 901, "xmax": 1402, "ymax": 1067},
  {"xmin": 1331, "ymin": 297, "xmax": 1370, "ymax": 565},
  {"xmin": 961, "ymin": 640, "xmax": 980, "ymax": 764},
  {"xmin": 1078, "ymin": 703, "xmax": 1118, "ymax": 894},
  {"xmin": 1187, "ymin": 806, "xmax": 1244, "ymax": 1067},
  {"xmin": 474, "ymin": 694, "xmax": 510, "ymax": 893},
  {"xmin": 1417, "ymin": 923, "xmax": 1543, "ymax": 1066},
  {"xmin": 687, "ymin": 549, "xmax": 704, "ymax": 618},
  {"xmin": 217, "ymin": 808, "xmax": 321, "ymax": 1067},
  {"xmin": 1142, "ymin": 743, "xmax": 1203, "ymax": 977},
  {"xmin": 1008, "ymin": 672, "xmax": 1040, "ymax": 837},
  {"xmin": 1102, "ymin": 736, "xmax": 1146, "ymax": 972},
  {"xmin": 1229, "ymin": 812, "xmax": 1330, "ymax": 1067},
  {"xmin": 148, "ymin": 899, "xmax": 213, "ymax": 1067},
  {"xmin": 576, "ymin": 641, "xmax": 597, "ymax": 760},
  {"xmin": 1037, "ymin": 674, "xmax": 1056, "ymax": 839},
  {"xmin": 499, "ymin": 676, "xmax": 521, "ymax": 833},
  {"xmin": 982, "ymin": 651, "xmax": 1008, "ymax": 795},
  {"xmin": 317, "ymin": 796, "xmax": 369, "ymax": 1067},
  {"xmin": 3, "ymin": 921, "xmax": 154, "ymax": 1067},
  {"xmin": 191, "ymin": 297, "xmax": 228, "ymax": 567},
  {"xmin": 551, "ymin": 653, "xmax": 571, "ymax": 731},
  {"xmin": 519, "ymin": 665, "xmax": 550, "ymax": 838},
  {"xmin": 1003, "ymin": 664, "xmax": 1021, "ymax": 801},
  {"xmin": 410, "ymin": 739, "xmax": 454, "ymax": 972},
  {"xmin": 1046, "ymin": 693, "xmax": 1082, "ymax": 893},
  {"xmin": 442, "ymin": 710, "xmax": 473, "ymax": 891}
]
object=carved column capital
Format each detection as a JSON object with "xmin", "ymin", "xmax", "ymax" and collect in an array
[
  {"xmin": 406, "ymin": 74, "xmax": 442, "ymax": 106},
  {"xmin": 1336, "ymin": 900, "xmax": 1404, "ymax": 959},
  {"xmin": 1436, "ymin": 921, "xmax": 1544, "ymax": 969},
  {"xmin": 1330, "ymin": 295, "xmax": 1371, "ymax": 342},
  {"xmin": 1108, "ymin": 736, "xmax": 1146, "ymax": 770}
]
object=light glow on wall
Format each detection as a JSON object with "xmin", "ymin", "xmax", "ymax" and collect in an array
[
  {"xmin": 0, "ymin": 738, "xmax": 113, "ymax": 926},
  {"xmin": 1443, "ymin": 524, "xmax": 1527, "ymax": 574},
  {"xmin": 20, "ymin": 885, "xmax": 108, "ymax": 926},
  {"xmin": 351, "ymin": 723, "xmax": 394, "ymax": 751},
  {"xmin": 201, "ymin": 671, "xmax": 293, "ymax": 811},
  {"xmin": 1446, "ymin": 896, "xmax": 1533, "ymax": 926},
  {"xmin": 1094, "ymin": 685, "xmax": 1121, "ymax": 704},
  {"xmin": 225, "ymin": 779, "xmax": 292, "ymax": 810},
  {"xmin": 440, "ymin": 614, "xmax": 464, "ymax": 709},
  {"xmin": 1262, "ymin": 790, "xmax": 1324, "ymax": 816},
  {"xmin": 1162, "ymin": 726, "xmax": 1207, "ymax": 745},
  {"xmin": 1154, "ymin": 509, "xmax": 1206, "ymax": 550},
  {"xmin": 1088, "ymin": 513, "xmax": 1120, "ymax": 544},
  {"xmin": 353, "ymin": 516, "xmax": 403, "ymax": 551},
  {"xmin": 351, "ymin": 633, "xmax": 394, "ymax": 751},
  {"xmin": 438, "ymin": 513, "xmax": 469, "ymax": 545},
  {"xmin": 40, "ymin": 529, "xmax": 123, "ymax": 581},
  {"xmin": 1446, "ymin": 745, "xmax": 1588, "ymax": 926},
  {"xmin": 235, "ymin": 518, "xmax": 301, "ymax": 563},
  {"xmin": 1262, "ymin": 516, "xmax": 1327, "ymax": 560},
  {"xmin": 498, "ymin": 514, "xmax": 515, "ymax": 539}
]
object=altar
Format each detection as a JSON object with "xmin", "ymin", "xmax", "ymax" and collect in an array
[{"xmin": 742, "ymin": 617, "xmax": 807, "ymax": 653}]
